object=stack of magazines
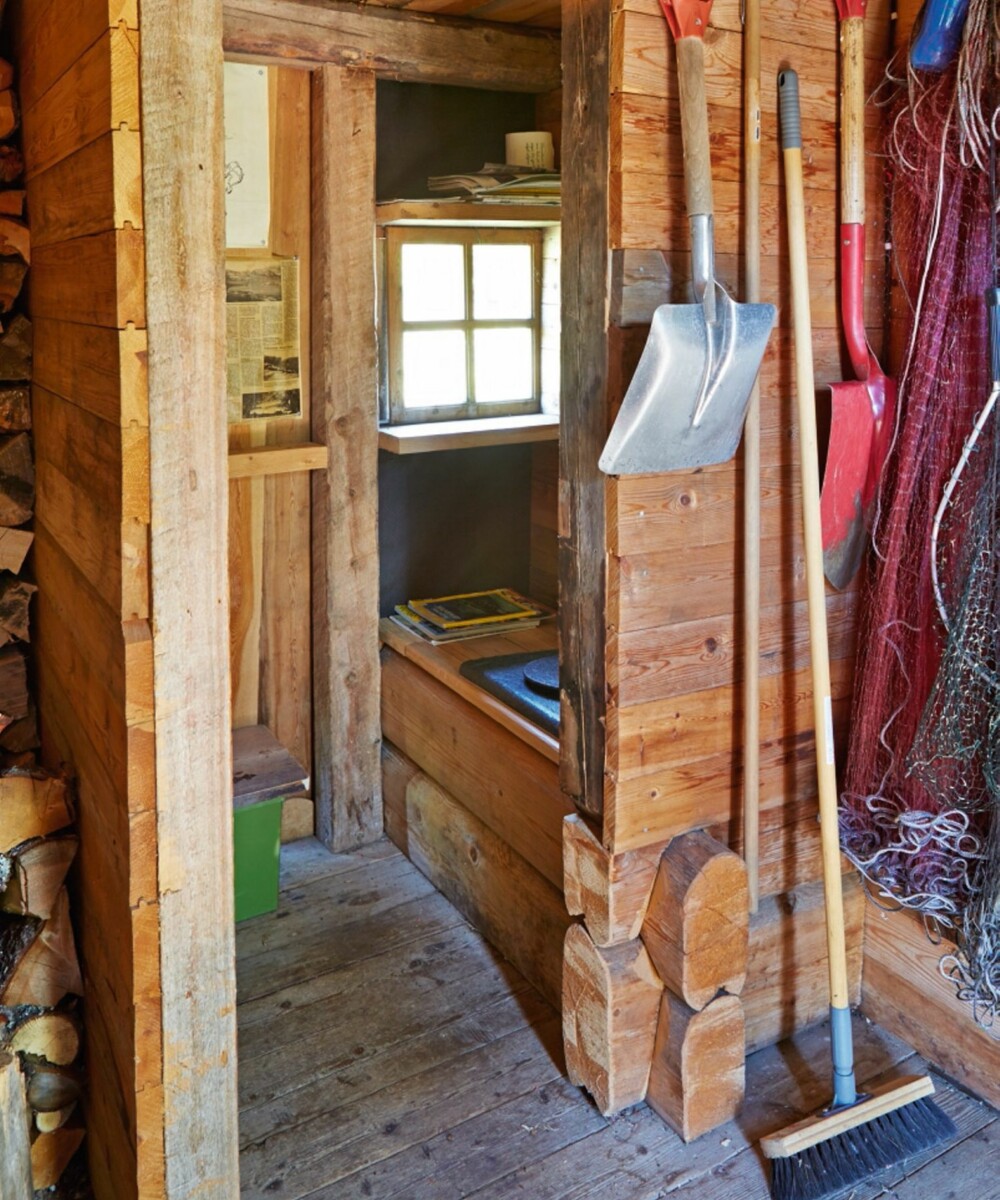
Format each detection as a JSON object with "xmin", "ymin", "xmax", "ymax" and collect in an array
[
  {"xmin": 390, "ymin": 588, "xmax": 552, "ymax": 645},
  {"xmin": 426, "ymin": 163, "xmax": 560, "ymax": 204}
]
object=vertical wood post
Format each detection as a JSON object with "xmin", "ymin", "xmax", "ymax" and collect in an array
[
  {"xmin": 559, "ymin": 0, "xmax": 610, "ymax": 818},
  {"xmin": 0, "ymin": 1050, "xmax": 33, "ymax": 1199},
  {"xmin": 140, "ymin": 2, "xmax": 240, "ymax": 1195},
  {"xmin": 310, "ymin": 66, "xmax": 382, "ymax": 850}
]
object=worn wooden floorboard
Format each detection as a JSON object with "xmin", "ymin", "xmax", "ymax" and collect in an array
[
  {"xmin": 238, "ymin": 838, "xmax": 999, "ymax": 1200},
  {"xmin": 238, "ymin": 890, "xmax": 468, "ymax": 1003},
  {"xmin": 305, "ymin": 1074, "xmax": 607, "ymax": 1200},
  {"xmin": 238, "ymin": 936, "xmax": 542, "ymax": 1114},
  {"xmin": 275, "ymin": 835, "xmax": 398, "ymax": 891},
  {"xmin": 240, "ymin": 1018, "xmax": 565, "ymax": 1197},
  {"xmin": 238, "ymin": 917, "xmax": 529, "ymax": 1053}
]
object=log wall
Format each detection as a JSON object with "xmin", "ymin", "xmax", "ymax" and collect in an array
[
  {"xmin": 601, "ymin": 0, "xmax": 890, "ymax": 867},
  {"xmin": 9, "ymin": 2, "xmax": 159, "ymax": 1195}
]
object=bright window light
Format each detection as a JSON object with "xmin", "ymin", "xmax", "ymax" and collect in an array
[
  {"xmin": 401, "ymin": 244, "xmax": 465, "ymax": 322},
  {"xmin": 474, "ymin": 328, "xmax": 534, "ymax": 402},
  {"xmin": 402, "ymin": 331, "xmax": 467, "ymax": 407},
  {"xmin": 472, "ymin": 244, "xmax": 533, "ymax": 320}
]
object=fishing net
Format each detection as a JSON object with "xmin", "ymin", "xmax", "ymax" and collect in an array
[{"xmin": 838, "ymin": 1, "xmax": 1000, "ymax": 1029}]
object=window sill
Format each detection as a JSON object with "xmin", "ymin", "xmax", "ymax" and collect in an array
[{"xmin": 378, "ymin": 413, "xmax": 559, "ymax": 455}]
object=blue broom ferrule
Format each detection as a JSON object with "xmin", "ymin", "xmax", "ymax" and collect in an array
[{"xmin": 829, "ymin": 1004, "xmax": 858, "ymax": 1107}]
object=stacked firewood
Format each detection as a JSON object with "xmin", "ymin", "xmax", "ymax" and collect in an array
[
  {"xmin": 0, "ymin": 38, "xmax": 35, "ymax": 764},
  {"xmin": 0, "ymin": 770, "xmax": 84, "ymax": 1192}
]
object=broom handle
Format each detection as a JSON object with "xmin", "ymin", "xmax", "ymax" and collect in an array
[
  {"xmin": 743, "ymin": 0, "xmax": 762, "ymax": 913},
  {"xmin": 779, "ymin": 69, "xmax": 857, "ymax": 1106}
]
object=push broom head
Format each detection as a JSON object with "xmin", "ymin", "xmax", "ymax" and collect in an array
[{"xmin": 761, "ymin": 1075, "xmax": 956, "ymax": 1200}]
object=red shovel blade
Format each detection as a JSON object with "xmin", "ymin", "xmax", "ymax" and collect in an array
[
  {"xmin": 821, "ymin": 366, "xmax": 894, "ymax": 589},
  {"xmin": 658, "ymin": 0, "xmax": 714, "ymax": 40},
  {"xmin": 821, "ymin": 222, "xmax": 896, "ymax": 588}
]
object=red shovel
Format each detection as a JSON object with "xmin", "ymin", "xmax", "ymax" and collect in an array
[{"xmin": 820, "ymin": 0, "xmax": 896, "ymax": 589}]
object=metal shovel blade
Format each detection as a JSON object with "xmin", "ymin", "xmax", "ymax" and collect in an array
[{"xmin": 599, "ymin": 288, "xmax": 776, "ymax": 475}]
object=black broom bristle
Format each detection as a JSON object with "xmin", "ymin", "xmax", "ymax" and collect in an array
[{"xmin": 768, "ymin": 1095, "xmax": 957, "ymax": 1200}]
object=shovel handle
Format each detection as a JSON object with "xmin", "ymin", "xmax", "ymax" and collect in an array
[
  {"xmin": 840, "ymin": 15, "xmax": 865, "ymax": 225},
  {"xmin": 676, "ymin": 36, "xmax": 714, "ymax": 219}
]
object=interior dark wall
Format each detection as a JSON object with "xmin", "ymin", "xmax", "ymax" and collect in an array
[
  {"xmin": 376, "ymin": 80, "xmax": 536, "ymax": 200},
  {"xmin": 379, "ymin": 445, "xmax": 534, "ymax": 616}
]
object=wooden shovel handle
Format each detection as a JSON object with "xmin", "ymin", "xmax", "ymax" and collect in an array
[
  {"xmin": 676, "ymin": 36, "xmax": 714, "ymax": 219},
  {"xmin": 779, "ymin": 68, "xmax": 852, "ymax": 1011},
  {"xmin": 742, "ymin": 0, "xmax": 761, "ymax": 914},
  {"xmin": 840, "ymin": 15, "xmax": 865, "ymax": 225}
]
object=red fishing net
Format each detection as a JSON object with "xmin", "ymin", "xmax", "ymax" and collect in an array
[{"xmin": 838, "ymin": 12, "xmax": 1000, "ymax": 1027}]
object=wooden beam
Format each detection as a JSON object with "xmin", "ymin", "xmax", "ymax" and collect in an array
[
  {"xmin": 310, "ymin": 66, "xmax": 382, "ymax": 850},
  {"xmin": 562, "ymin": 923, "xmax": 662, "ymax": 1115},
  {"xmin": 140, "ymin": 2, "xmax": 240, "ymax": 1196},
  {"xmin": 646, "ymin": 990, "xmax": 745, "ymax": 1142},
  {"xmin": 640, "ymin": 831, "xmax": 749, "ymax": 1010},
  {"xmin": 222, "ymin": 0, "xmax": 561, "ymax": 92},
  {"xmin": 562, "ymin": 812, "xmax": 666, "ymax": 946},
  {"xmin": 559, "ymin": 0, "xmax": 609, "ymax": 819},
  {"xmin": 0, "ymin": 1051, "xmax": 33, "ymax": 1200}
]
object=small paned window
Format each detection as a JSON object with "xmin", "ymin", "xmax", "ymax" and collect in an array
[{"xmin": 385, "ymin": 226, "xmax": 543, "ymax": 424}]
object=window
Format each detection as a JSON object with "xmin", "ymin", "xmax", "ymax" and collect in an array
[{"xmin": 385, "ymin": 226, "xmax": 543, "ymax": 424}]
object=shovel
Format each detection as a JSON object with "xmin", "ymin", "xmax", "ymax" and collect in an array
[
  {"xmin": 820, "ymin": 0, "xmax": 896, "ymax": 588},
  {"xmin": 599, "ymin": 0, "xmax": 776, "ymax": 476}
]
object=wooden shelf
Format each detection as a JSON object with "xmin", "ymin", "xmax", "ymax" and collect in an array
[
  {"xmin": 379, "ymin": 617, "xmax": 559, "ymax": 762},
  {"xmin": 232, "ymin": 725, "xmax": 309, "ymax": 809},
  {"xmin": 378, "ymin": 413, "xmax": 559, "ymax": 455},
  {"xmin": 228, "ymin": 442, "xmax": 328, "ymax": 479},
  {"xmin": 376, "ymin": 199, "xmax": 560, "ymax": 227}
]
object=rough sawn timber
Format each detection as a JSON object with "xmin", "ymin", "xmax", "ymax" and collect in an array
[
  {"xmin": 222, "ymin": 0, "xmax": 561, "ymax": 92},
  {"xmin": 141, "ymin": 0, "xmax": 240, "ymax": 1195},
  {"xmin": 310, "ymin": 65, "xmax": 382, "ymax": 851},
  {"xmin": 558, "ymin": 0, "xmax": 610, "ymax": 818}
]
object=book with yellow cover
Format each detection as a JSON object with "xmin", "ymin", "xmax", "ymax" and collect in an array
[{"xmin": 408, "ymin": 588, "xmax": 543, "ymax": 630}]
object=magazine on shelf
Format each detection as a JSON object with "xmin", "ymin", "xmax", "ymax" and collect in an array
[
  {"xmin": 408, "ymin": 588, "xmax": 545, "ymax": 629},
  {"xmin": 426, "ymin": 164, "xmax": 560, "ymax": 202},
  {"xmin": 390, "ymin": 607, "xmax": 541, "ymax": 646}
]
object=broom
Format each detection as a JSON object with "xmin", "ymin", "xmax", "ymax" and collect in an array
[{"xmin": 761, "ymin": 69, "xmax": 957, "ymax": 1200}]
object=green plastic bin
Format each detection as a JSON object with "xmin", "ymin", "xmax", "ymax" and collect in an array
[{"xmin": 233, "ymin": 795, "xmax": 284, "ymax": 922}]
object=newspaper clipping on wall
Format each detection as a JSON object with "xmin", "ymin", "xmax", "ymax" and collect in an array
[{"xmin": 225, "ymin": 257, "xmax": 302, "ymax": 423}]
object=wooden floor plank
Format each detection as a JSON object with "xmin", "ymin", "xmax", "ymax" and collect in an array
[
  {"xmin": 461, "ymin": 1022, "xmax": 921, "ymax": 1200},
  {"xmin": 239, "ymin": 1018, "xmax": 565, "ymax": 1199},
  {"xmin": 238, "ymin": 936, "xmax": 542, "ymax": 1112},
  {"xmin": 236, "ymin": 889, "xmax": 465, "ymax": 1003},
  {"xmin": 240, "ymin": 984, "xmax": 554, "ymax": 1146},
  {"xmin": 888, "ymin": 1120, "xmax": 1000, "ymax": 1198},
  {"xmin": 276, "ymin": 835, "xmax": 398, "ymax": 891},
  {"xmin": 238, "ymin": 918, "xmax": 526, "ymax": 1052},
  {"xmin": 311, "ymin": 1075, "xmax": 608, "ymax": 1200},
  {"xmin": 237, "ymin": 840, "xmax": 999, "ymax": 1200},
  {"xmin": 236, "ymin": 850, "xmax": 437, "ymax": 960}
]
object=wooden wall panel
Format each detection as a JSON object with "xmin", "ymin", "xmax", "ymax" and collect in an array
[
  {"xmin": 14, "ymin": 0, "xmax": 138, "ymax": 112},
  {"xmin": 19, "ymin": 25, "xmax": 140, "ymax": 180},
  {"xmin": 601, "ymin": 0, "xmax": 889, "ymax": 875},
  {"xmin": 529, "ymin": 441, "xmax": 558, "ymax": 608},
  {"xmin": 10, "ymin": 0, "xmax": 160, "ymax": 1194},
  {"xmin": 28, "ymin": 131, "xmax": 143, "ymax": 247}
]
